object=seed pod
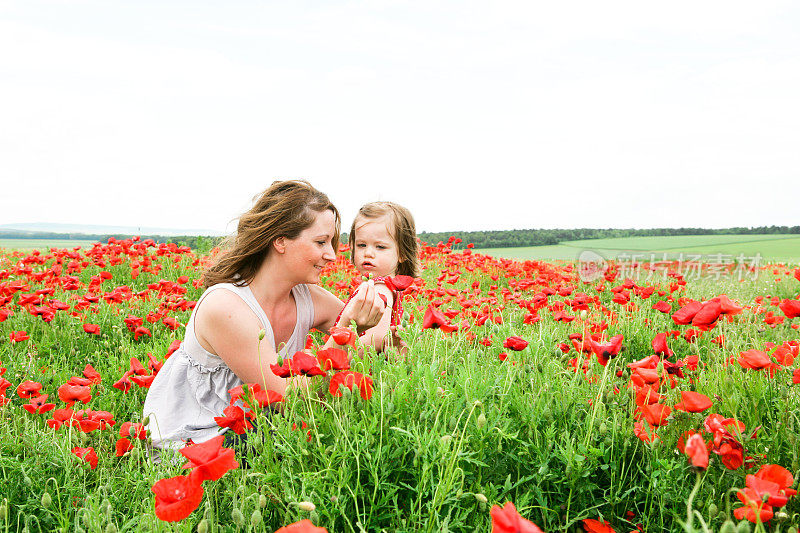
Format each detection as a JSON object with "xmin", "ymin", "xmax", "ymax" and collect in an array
[
  {"xmin": 474, "ymin": 493, "xmax": 488, "ymax": 504},
  {"xmin": 297, "ymin": 501, "xmax": 316, "ymax": 512},
  {"xmin": 259, "ymin": 495, "xmax": 267, "ymax": 509},
  {"xmin": 476, "ymin": 413, "xmax": 487, "ymax": 429},
  {"xmin": 41, "ymin": 492, "xmax": 52, "ymax": 508},
  {"xmin": 231, "ymin": 508, "xmax": 245, "ymax": 527},
  {"xmin": 250, "ymin": 510, "xmax": 262, "ymax": 527},
  {"xmin": 196, "ymin": 519, "xmax": 209, "ymax": 533}
]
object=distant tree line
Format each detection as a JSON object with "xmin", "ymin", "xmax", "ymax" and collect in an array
[
  {"xmin": 414, "ymin": 226, "xmax": 800, "ymax": 249},
  {"xmin": 4, "ymin": 226, "xmax": 800, "ymax": 252}
]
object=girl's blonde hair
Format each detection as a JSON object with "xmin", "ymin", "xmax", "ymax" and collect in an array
[
  {"xmin": 204, "ymin": 180, "xmax": 340, "ymax": 288},
  {"xmin": 349, "ymin": 201, "xmax": 419, "ymax": 277}
]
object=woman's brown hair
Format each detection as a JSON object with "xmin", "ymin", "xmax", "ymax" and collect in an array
[
  {"xmin": 349, "ymin": 201, "xmax": 420, "ymax": 278},
  {"xmin": 204, "ymin": 180, "xmax": 340, "ymax": 288}
]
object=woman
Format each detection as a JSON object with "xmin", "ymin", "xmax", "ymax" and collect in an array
[{"xmin": 143, "ymin": 180, "xmax": 385, "ymax": 451}]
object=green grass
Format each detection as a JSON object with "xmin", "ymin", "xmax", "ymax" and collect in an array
[
  {"xmin": 0, "ymin": 238, "xmax": 97, "ymax": 250},
  {"xmin": 476, "ymin": 234, "xmax": 800, "ymax": 263}
]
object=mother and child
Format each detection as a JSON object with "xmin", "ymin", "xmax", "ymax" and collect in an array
[{"xmin": 143, "ymin": 180, "xmax": 419, "ymax": 451}]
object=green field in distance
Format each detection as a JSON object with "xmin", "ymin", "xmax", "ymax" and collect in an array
[
  {"xmin": 0, "ymin": 238, "xmax": 98, "ymax": 250},
  {"xmin": 475, "ymin": 234, "xmax": 800, "ymax": 263}
]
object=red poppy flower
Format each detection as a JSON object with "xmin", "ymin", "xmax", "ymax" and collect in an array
[
  {"xmin": 387, "ymin": 274, "xmax": 415, "ymax": 291},
  {"xmin": 641, "ymin": 403, "xmax": 671, "ymax": 426},
  {"xmin": 47, "ymin": 408, "xmax": 75, "ymax": 429},
  {"xmin": 119, "ymin": 421, "xmax": 147, "ymax": 440},
  {"xmin": 422, "ymin": 306, "xmax": 458, "ymax": 333},
  {"xmin": 16, "ymin": 380, "xmax": 43, "ymax": 398},
  {"xmin": 72, "ymin": 446, "xmax": 98, "ymax": 469},
  {"xmin": 214, "ymin": 405, "xmax": 254, "ymax": 434},
  {"xmin": 714, "ymin": 440, "xmax": 744, "ymax": 470},
  {"xmin": 115, "ymin": 437, "xmax": 134, "ymax": 456},
  {"xmin": 587, "ymin": 334, "xmax": 623, "ymax": 366},
  {"xmin": 684, "ymin": 433, "xmax": 709, "ymax": 468},
  {"xmin": 779, "ymin": 298, "xmax": 800, "ymax": 319},
  {"xmin": 151, "ymin": 473, "xmax": 204, "ymax": 522},
  {"xmin": 57, "ymin": 383, "xmax": 92, "ymax": 406},
  {"xmin": 10, "ymin": 331, "xmax": 30, "ymax": 342},
  {"xmin": 733, "ymin": 493, "xmax": 773, "ymax": 523},
  {"xmin": 329, "ymin": 371, "xmax": 374, "ymax": 400},
  {"xmin": 180, "ymin": 435, "xmax": 239, "ymax": 482},
  {"xmin": 329, "ymin": 326, "xmax": 356, "ymax": 347},
  {"xmin": 691, "ymin": 301, "xmax": 721, "ymax": 329},
  {"xmin": 633, "ymin": 421, "xmax": 658, "ymax": 443},
  {"xmin": 503, "ymin": 336, "xmax": 529, "ymax": 351},
  {"xmin": 651, "ymin": 333, "xmax": 673, "ymax": 357},
  {"xmin": 738, "ymin": 349, "xmax": 770, "ymax": 370},
  {"xmin": 490, "ymin": 501, "xmax": 544, "ymax": 533},
  {"xmin": 274, "ymin": 520, "xmax": 329, "ymax": 533},
  {"xmin": 133, "ymin": 326, "xmax": 152, "ymax": 341},
  {"xmin": 743, "ymin": 475, "xmax": 789, "ymax": 507},
  {"xmin": 582, "ymin": 518, "xmax": 616, "ymax": 532},
  {"xmin": 652, "ymin": 301, "xmax": 671, "ymax": 313},
  {"xmin": 82, "ymin": 364, "xmax": 102, "ymax": 383},
  {"xmin": 794, "ymin": 368, "xmax": 800, "ymax": 384},
  {"xmin": 674, "ymin": 391, "xmax": 712, "ymax": 413},
  {"xmin": 166, "ymin": 339, "xmax": 182, "ymax": 357},
  {"xmin": 754, "ymin": 464, "xmax": 796, "ymax": 495},
  {"xmin": 82, "ymin": 323, "xmax": 101, "ymax": 335},
  {"xmin": 672, "ymin": 301, "xmax": 702, "ymax": 325},
  {"xmin": 270, "ymin": 352, "xmax": 326, "ymax": 378},
  {"xmin": 23, "ymin": 393, "xmax": 56, "ymax": 414},
  {"xmin": 316, "ymin": 347, "xmax": 350, "ymax": 371}
]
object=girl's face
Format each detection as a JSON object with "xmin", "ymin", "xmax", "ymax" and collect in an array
[
  {"xmin": 352, "ymin": 215, "xmax": 400, "ymax": 278},
  {"xmin": 282, "ymin": 209, "xmax": 337, "ymax": 284}
]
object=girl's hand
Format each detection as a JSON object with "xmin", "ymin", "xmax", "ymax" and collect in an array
[{"xmin": 339, "ymin": 279, "xmax": 385, "ymax": 332}]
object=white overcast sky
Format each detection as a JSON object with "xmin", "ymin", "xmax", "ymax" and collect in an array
[{"xmin": 2, "ymin": 1, "xmax": 799, "ymax": 234}]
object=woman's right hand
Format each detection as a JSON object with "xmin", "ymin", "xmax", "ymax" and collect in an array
[{"xmin": 338, "ymin": 279, "xmax": 386, "ymax": 332}]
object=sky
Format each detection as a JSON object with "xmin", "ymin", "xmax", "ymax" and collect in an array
[{"xmin": 2, "ymin": 0, "xmax": 799, "ymax": 235}]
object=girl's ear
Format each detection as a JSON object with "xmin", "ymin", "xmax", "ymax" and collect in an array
[{"xmin": 273, "ymin": 237, "xmax": 287, "ymax": 254}]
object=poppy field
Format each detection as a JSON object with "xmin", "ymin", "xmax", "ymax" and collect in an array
[{"xmin": 1, "ymin": 238, "xmax": 799, "ymax": 532}]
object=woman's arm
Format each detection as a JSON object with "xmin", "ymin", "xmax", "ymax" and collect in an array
[
  {"xmin": 353, "ymin": 283, "xmax": 394, "ymax": 352},
  {"xmin": 194, "ymin": 289, "xmax": 303, "ymax": 395}
]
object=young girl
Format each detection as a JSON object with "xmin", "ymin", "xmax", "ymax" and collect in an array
[{"xmin": 342, "ymin": 201, "xmax": 420, "ymax": 351}]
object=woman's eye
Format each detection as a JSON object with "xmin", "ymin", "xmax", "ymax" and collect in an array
[{"xmin": 316, "ymin": 241, "xmax": 326, "ymax": 246}]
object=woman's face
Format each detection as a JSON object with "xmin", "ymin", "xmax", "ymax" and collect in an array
[{"xmin": 282, "ymin": 209, "xmax": 337, "ymax": 284}]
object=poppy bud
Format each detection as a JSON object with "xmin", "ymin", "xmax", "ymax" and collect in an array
[
  {"xmin": 0, "ymin": 501, "xmax": 7, "ymax": 521},
  {"xmin": 250, "ymin": 510, "xmax": 262, "ymax": 527},
  {"xmin": 310, "ymin": 509, "xmax": 320, "ymax": 523},
  {"xmin": 258, "ymin": 329, "xmax": 266, "ymax": 341},
  {"xmin": 196, "ymin": 519, "xmax": 209, "ymax": 533},
  {"xmin": 707, "ymin": 503, "xmax": 718, "ymax": 517},
  {"xmin": 41, "ymin": 492, "xmax": 52, "ymax": 508},
  {"xmin": 142, "ymin": 415, "xmax": 150, "ymax": 426},
  {"xmin": 105, "ymin": 524, "xmax": 117, "ymax": 533},
  {"xmin": 23, "ymin": 476, "xmax": 32, "ymax": 487},
  {"xmin": 473, "ymin": 400, "xmax": 482, "ymax": 408},
  {"xmin": 736, "ymin": 521, "xmax": 752, "ymax": 533},
  {"xmin": 474, "ymin": 493, "xmax": 488, "ymax": 504},
  {"xmin": 599, "ymin": 422, "xmax": 608, "ymax": 436},
  {"xmin": 775, "ymin": 511, "xmax": 789, "ymax": 521},
  {"xmin": 788, "ymin": 527, "xmax": 798, "ymax": 533},
  {"xmin": 476, "ymin": 413, "xmax": 487, "ymax": 429},
  {"xmin": 276, "ymin": 355, "xmax": 284, "ymax": 367},
  {"xmin": 297, "ymin": 501, "xmax": 316, "ymax": 512},
  {"xmin": 259, "ymin": 495, "xmax": 267, "ymax": 509},
  {"xmin": 231, "ymin": 508, "xmax": 245, "ymax": 527},
  {"xmin": 441, "ymin": 435, "xmax": 451, "ymax": 445}
]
